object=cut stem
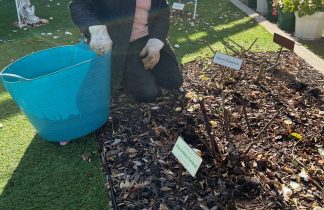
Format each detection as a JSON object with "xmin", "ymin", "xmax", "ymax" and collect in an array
[
  {"xmin": 244, "ymin": 108, "xmax": 283, "ymax": 155},
  {"xmin": 199, "ymin": 100, "xmax": 221, "ymax": 160}
]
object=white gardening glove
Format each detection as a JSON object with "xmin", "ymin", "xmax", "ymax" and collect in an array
[
  {"xmin": 88, "ymin": 25, "xmax": 113, "ymax": 56},
  {"xmin": 139, "ymin": 38, "xmax": 164, "ymax": 70}
]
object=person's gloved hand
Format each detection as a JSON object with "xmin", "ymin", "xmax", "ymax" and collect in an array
[
  {"xmin": 88, "ymin": 25, "xmax": 113, "ymax": 56},
  {"xmin": 139, "ymin": 38, "xmax": 164, "ymax": 70}
]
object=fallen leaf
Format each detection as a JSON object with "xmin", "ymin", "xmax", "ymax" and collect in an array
[
  {"xmin": 199, "ymin": 204, "xmax": 209, "ymax": 210},
  {"xmin": 313, "ymin": 207, "xmax": 324, "ymax": 210},
  {"xmin": 209, "ymin": 120, "xmax": 217, "ymax": 128},
  {"xmin": 159, "ymin": 203, "xmax": 170, "ymax": 210},
  {"xmin": 111, "ymin": 172, "xmax": 124, "ymax": 178},
  {"xmin": 107, "ymin": 150, "xmax": 118, "ymax": 156},
  {"xmin": 258, "ymin": 172, "xmax": 271, "ymax": 184},
  {"xmin": 111, "ymin": 139, "xmax": 121, "ymax": 146},
  {"xmin": 290, "ymin": 132, "xmax": 303, "ymax": 140},
  {"xmin": 281, "ymin": 184, "xmax": 292, "ymax": 200},
  {"xmin": 134, "ymin": 181, "xmax": 150, "ymax": 190},
  {"xmin": 298, "ymin": 168, "xmax": 310, "ymax": 182},
  {"xmin": 283, "ymin": 166, "xmax": 294, "ymax": 174},
  {"xmin": 303, "ymin": 193, "xmax": 315, "ymax": 201},
  {"xmin": 81, "ymin": 152, "xmax": 91, "ymax": 162},
  {"xmin": 289, "ymin": 181, "xmax": 302, "ymax": 192},
  {"xmin": 193, "ymin": 148, "xmax": 203, "ymax": 157},
  {"xmin": 185, "ymin": 91, "xmax": 196, "ymax": 99},
  {"xmin": 151, "ymin": 106, "xmax": 160, "ymax": 110},
  {"xmin": 199, "ymin": 74, "xmax": 210, "ymax": 81},
  {"xmin": 175, "ymin": 107, "xmax": 182, "ymax": 112},
  {"xmin": 284, "ymin": 119, "xmax": 293, "ymax": 125},
  {"xmin": 292, "ymin": 198, "xmax": 298, "ymax": 206},
  {"xmin": 120, "ymin": 179, "xmax": 131, "ymax": 189},
  {"xmin": 126, "ymin": 148, "xmax": 138, "ymax": 155},
  {"xmin": 318, "ymin": 147, "xmax": 324, "ymax": 156},
  {"xmin": 164, "ymin": 169, "xmax": 175, "ymax": 176},
  {"xmin": 160, "ymin": 187, "xmax": 172, "ymax": 192},
  {"xmin": 187, "ymin": 106, "xmax": 195, "ymax": 112}
]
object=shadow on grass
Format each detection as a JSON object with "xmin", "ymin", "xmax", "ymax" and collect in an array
[
  {"xmin": 177, "ymin": 18, "xmax": 262, "ymax": 56},
  {"xmin": 0, "ymin": 84, "xmax": 7, "ymax": 96},
  {"xmin": 0, "ymin": 135, "xmax": 108, "ymax": 210},
  {"xmin": 0, "ymin": 98, "xmax": 20, "ymax": 121}
]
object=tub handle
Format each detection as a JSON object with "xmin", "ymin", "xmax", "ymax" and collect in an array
[{"xmin": 0, "ymin": 73, "xmax": 29, "ymax": 81}]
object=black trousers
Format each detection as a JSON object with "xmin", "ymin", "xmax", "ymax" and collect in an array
[{"xmin": 123, "ymin": 36, "xmax": 183, "ymax": 102}]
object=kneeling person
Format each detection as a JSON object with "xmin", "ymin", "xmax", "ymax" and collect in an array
[{"xmin": 69, "ymin": 0, "xmax": 183, "ymax": 102}]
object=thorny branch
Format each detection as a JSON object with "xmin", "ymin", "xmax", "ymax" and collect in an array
[
  {"xmin": 199, "ymin": 100, "xmax": 221, "ymax": 161},
  {"xmin": 244, "ymin": 107, "xmax": 283, "ymax": 155},
  {"xmin": 241, "ymin": 98, "xmax": 253, "ymax": 138}
]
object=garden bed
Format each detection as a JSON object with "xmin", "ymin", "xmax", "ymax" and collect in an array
[{"xmin": 96, "ymin": 51, "xmax": 324, "ymax": 210}]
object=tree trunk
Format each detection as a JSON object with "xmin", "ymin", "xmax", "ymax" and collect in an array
[{"xmin": 17, "ymin": 0, "xmax": 40, "ymax": 25}]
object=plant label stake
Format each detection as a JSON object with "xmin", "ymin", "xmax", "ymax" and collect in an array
[
  {"xmin": 15, "ymin": 0, "xmax": 23, "ymax": 28},
  {"xmin": 261, "ymin": 33, "xmax": 295, "ymax": 74},
  {"xmin": 272, "ymin": 33, "xmax": 295, "ymax": 63},
  {"xmin": 172, "ymin": 2, "xmax": 185, "ymax": 10},
  {"xmin": 273, "ymin": 33, "xmax": 295, "ymax": 52},
  {"xmin": 213, "ymin": 52, "xmax": 244, "ymax": 71},
  {"xmin": 172, "ymin": 136, "xmax": 202, "ymax": 177},
  {"xmin": 193, "ymin": 0, "xmax": 198, "ymax": 19}
]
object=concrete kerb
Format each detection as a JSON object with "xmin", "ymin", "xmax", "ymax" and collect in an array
[{"xmin": 230, "ymin": 0, "xmax": 324, "ymax": 74}]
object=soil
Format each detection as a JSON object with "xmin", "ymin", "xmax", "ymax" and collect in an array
[{"xmin": 96, "ymin": 51, "xmax": 324, "ymax": 210}]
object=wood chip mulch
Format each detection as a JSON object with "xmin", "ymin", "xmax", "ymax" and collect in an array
[{"xmin": 96, "ymin": 51, "xmax": 324, "ymax": 210}]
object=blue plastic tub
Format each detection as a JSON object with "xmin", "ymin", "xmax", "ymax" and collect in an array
[{"xmin": 0, "ymin": 42, "xmax": 111, "ymax": 142}]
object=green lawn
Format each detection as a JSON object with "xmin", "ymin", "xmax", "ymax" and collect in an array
[
  {"xmin": 168, "ymin": 0, "xmax": 280, "ymax": 63},
  {"xmin": 0, "ymin": 0, "xmax": 281, "ymax": 209},
  {"xmin": 0, "ymin": 1, "xmax": 107, "ymax": 210}
]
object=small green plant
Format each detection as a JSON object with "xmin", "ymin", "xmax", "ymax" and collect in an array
[{"xmin": 282, "ymin": 0, "xmax": 324, "ymax": 17}]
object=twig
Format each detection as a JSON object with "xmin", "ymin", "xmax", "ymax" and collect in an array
[
  {"xmin": 227, "ymin": 38, "xmax": 245, "ymax": 51},
  {"xmin": 199, "ymin": 100, "xmax": 221, "ymax": 160},
  {"xmin": 244, "ymin": 108, "xmax": 283, "ymax": 155},
  {"xmin": 206, "ymin": 42, "xmax": 216, "ymax": 54},
  {"xmin": 223, "ymin": 38, "xmax": 240, "ymax": 55},
  {"xmin": 222, "ymin": 91, "xmax": 230, "ymax": 143},
  {"xmin": 275, "ymin": 47, "xmax": 283, "ymax": 64},
  {"xmin": 224, "ymin": 109, "xmax": 230, "ymax": 143},
  {"xmin": 245, "ymin": 58, "xmax": 261, "ymax": 66},
  {"xmin": 255, "ymin": 63, "xmax": 268, "ymax": 84},
  {"xmin": 242, "ymin": 37, "xmax": 259, "ymax": 55},
  {"xmin": 242, "ymin": 100, "xmax": 253, "ymax": 138},
  {"xmin": 223, "ymin": 40, "xmax": 230, "ymax": 55}
]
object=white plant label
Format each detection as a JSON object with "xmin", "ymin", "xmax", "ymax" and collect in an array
[
  {"xmin": 213, "ymin": 52, "xmax": 243, "ymax": 70},
  {"xmin": 172, "ymin": 136, "xmax": 202, "ymax": 177},
  {"xmin": 172, "ymin": 3, "xmax": 185, "ymax": 10}
]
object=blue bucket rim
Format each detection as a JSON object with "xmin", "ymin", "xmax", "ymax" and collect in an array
[{"xmin": 0, "ymin": 44, "xmax": 110, "ymax": 84}]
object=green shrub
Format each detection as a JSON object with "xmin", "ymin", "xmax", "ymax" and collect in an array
[{"xmin": 282, "ymin": 0, "xmax": 324, "ymax": 17}]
